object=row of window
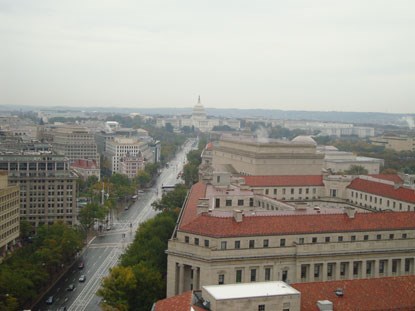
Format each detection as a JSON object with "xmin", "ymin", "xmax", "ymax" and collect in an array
[
  {"xmin": 184, "ymin": 232, "xmax": 409, "ymax": 249},
  {"xmin": 264, "ymin": 187, "xmax": 318, "ymax": 195}
]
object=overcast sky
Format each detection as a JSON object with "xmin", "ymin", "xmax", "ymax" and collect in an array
[{"xmin": 0, "ymin": 0, "xmax": 414, "ymax": 113}]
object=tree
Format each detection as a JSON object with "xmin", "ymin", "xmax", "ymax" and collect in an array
[
  {"xmin": 98, "ymin": 266, "xmax": 137, "ymax": 311},
  {"xmin": 78, "ymin": 202, "xmax": 108, "ymax": 230},
  {"xmin": 165, "ymin": 123, "xmax": 174, "ymax": 133},
  {"xmin": 151, "ymin": 184, "xmax": 188, "ymax": 212},
  {"xmin": 135, "ymin": 171, "xmax": 150, "ymax": 188},
  {"xmin": 345, "ymin": 165, "xmax": 369, "ymax": 175}
]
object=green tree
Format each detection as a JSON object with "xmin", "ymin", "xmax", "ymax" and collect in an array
[
  {"xmin": 98, "ymin": 266, "xmax": 137, "ymax": 311},
  {"xmin": 78, "ymin": 202, "xmax": 108, "ymax": 230},
  {"xmin": 135, "ymin": 171, "xmax": 150, "ymax": 188},
  {"xmin": 151, "ymin": 184, "xmax": 188, "ymax": 212},
  {"xmin": 345, "ymin": 165, "xmax": 369, "ymax": 175}
]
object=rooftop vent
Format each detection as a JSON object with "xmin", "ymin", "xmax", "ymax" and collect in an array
[
  {"xmin": 335, "ymin": 288, "xmax": 344, "ymax": 297},
  {"xmin": 317, "ymin": 300, "xmax": 333, "ymax": 311}
]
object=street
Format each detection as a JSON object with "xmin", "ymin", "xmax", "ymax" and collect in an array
[{"xmin": 33, "ymin": 139, "xmax": 195, "ymax": 311}]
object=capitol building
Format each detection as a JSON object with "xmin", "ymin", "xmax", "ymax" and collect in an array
[{"xmin": 155, "ymin": 97, "xmax": 240, "ymax": 132}]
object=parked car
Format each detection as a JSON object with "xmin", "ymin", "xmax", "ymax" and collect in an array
[
  {"xmin": 79, "ymin": 275, "xmax": 86, "ymax": 282},
  {"xmin": 66, "ymin": 284, "xmax": 75, "ymax": 291},
  {"xmin": 45, "ymin": 296, "xmax": 54, "ymax": 304},
  {"xmin": 78, "ymin": 261, "xmax": 84, "ymax": 269}
]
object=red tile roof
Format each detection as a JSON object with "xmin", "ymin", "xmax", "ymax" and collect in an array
[
  {"xmin": 369, "ymin": 174, "xmax": 403, "ymax": 183},
  {"xmin": 293, "ymin": 276, "xmax": 415, "ymax": 311},
  {"xmin": 178, "ymin": 182, "xmax": 207, "ymax": 229},
  {"xmin": 205, "ymin": 142, "xmax": 213, "ymax": 150},
  {"xmin": 180, "ymin": 211, "xmax": 415, "ymax": 237},
  {"xmin": 154, "ymin": 291, "xmax": 192, "ymax": 311},
  {"xmin": 348, "ymin": 178, "xmax": 415, "ymax": 203},
  {"xmin": 71, "ymin": 159, "xmax": 98, "ymax": 169},
  {"xmin": 243, "ymin": 175, "xmax": 324, "ymax": 187}
]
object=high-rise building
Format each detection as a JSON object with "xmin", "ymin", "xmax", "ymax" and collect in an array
[
  {"xmin": 0, "ymin": 171, "xmax": 20, "ymax": 259},
  {"xmin": 51, "ymin": 125, "xmax": 100, "ymax": 166},
  {"xmin": 0, "ymin": 152, "xmax": 77, "ymax": 228}
]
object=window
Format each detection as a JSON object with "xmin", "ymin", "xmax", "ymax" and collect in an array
[
  {"xmin": 280, "ymin": 239, "xmax": 286, "ymax": 247},
  {"xmin": 379, "ymin": 260, "xmax": 386, "ymax": 274},
  {"xmin": 218, "ymin": 274, "xmax": 224, "ymax": 285},
  {"xmin": 312, "ymin": 237, "xmax": 317, "ymax": 243},
  {"xmin": 249, "ymin": 240, "xmax": 255, "ymax": 248},
  {"xmin": 282, "ymin": 188, "xmax": 286, "ymax": 195},
  {"xmin": 314, "ymin": 264, "xmax": 320, "ymax": 278},
  {"xmin": 234, "ymin": 240, "xmax": 241, "ymax": 249},
  {"xmin": 290, "ymin": 188, "xmax": 294, "ymax": 195},
  {"xmin": 366, "ymin": 261, "xmax": 373, "ymax": 275},
  {"xmin": 265, "ymin": 189, "xmax": 269, "ymax": 195},
  {"xmin": 204, "ymin": 239, "xmax": 209, "ymax": 247},
  {"xmin": 225, "ymin": 199, "xmax": 232, "ymax": 206},
  {"xmin": 325, "ymin": 237, "xmax": 330, "ymax": 243},
  {"xmin": 327, "ymin": 263, "xmax": 333, "ymax": 277},
  {"xmin": 338, "ymin": 236, "xmax": 343, "ymax": 242},
  {"xmin": 392, "ymin": 260, "xmax": 398, "ymax": 273},
  {"xmin": 221, "ymin": 241, "xmax": 227, "ymax": 250},
  {"xmin": 301, "ymin": 265, "xmax": 307, "ymax": 278},
  {"xmin": 185, "ymin": 236, "xmax": 189, "ymax": 243},
  {"xmin": 265, "ymin": 267, "xmax": 271, "ymax": 281},
  {"xmin": 340, "ymin": 262, "xmax": 346, "ymax": 276},
  {"xmin": 194, "ymin": 238, "xmax": 199, "ymax": 245},
  {"xmin": 389, "ymin": 234, "xmax": 394, "ymax": 240},
  {"xmin": 258, "ymin": 305, "xmax": 265, "ymax": 311},
  {"xmin": 402, "ymin": 233, "xmax": 407, "ymax": 239},
  {"xmin": 215, "ymin": 198, "xmax": 220, "ymax": 208},
  {"xmin": 263, "ymin": 239, "xmax": 269, "ymax": 248},
  {"xmin": 377, "ymin": 234, "xmax": 382, "ymax": 240},
  {"xmin": 236, "ymin": 269, "xmax": 242, "ymax": 283},
  {"xmin": 351, "ymin": 235, "xmax": 356, "ymax": 242},
  {"xmin": 299, "ymin": 238, "xmax": 304, "ymax": 244},
  {"xmin": 364, "ymin": 235, "xmax": 369, "ymax": 241},
  {"xmin": 273, "ymin": 189, "xmax": 277, "ymax": 195},
  {"xmin": 299, "ymin": 188, "xmax": 302, "ymax": 194},
  {"xmin": 282, "ymin": 270, "xmax": 288, "ymax": 282},
  {"xmin": 353, "ymin": 262, "xmax": 359, "ymax": 275},
  {"xmin": 250, "ymin": 269, "xmax": 257, "ymax": 282},
  {"xmin": 237, "ymin": 199, "xmax": 244, "ymax": 206},
  {"xmin": 249, "ymin": 198, "xmax": 254, "ymax": 207},
  {"xmin": 405, "ymin": 258, "xmax": 411, "ymax": 272}
]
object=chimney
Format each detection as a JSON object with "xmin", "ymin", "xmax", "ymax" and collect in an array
[
  {"xmin": 233, "ymin": 210, "xmax": 243, "ymax": 223},
  {"xmin": 317, "ymin": 300, "xmax": 333, "ymax": 311},
  {"xmin": 345, "ymin": 207, "xmax": 356, "ymax": 219}
]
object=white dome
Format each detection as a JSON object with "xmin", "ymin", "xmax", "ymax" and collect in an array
[{"xmin": 291, "ymin": 135, "xmax": 317, "ymax": 145}]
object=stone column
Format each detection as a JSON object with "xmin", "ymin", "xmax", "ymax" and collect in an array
[
  {"xmin": 322, "ymin": 263, "xmax": 328, "ymax": 281},
  {"xmin": 335, "ymin": 262, "xmax": 341, "ymax": 280},
  {"xmin": 362, "ymin": 261, "xmax": 367, "ymax": 279},
  {"xmin": 348, "ymin": 261, "xmax": 354, "ymax": 280},
  {"xmin": 296, "ymin": 264, "xmax": 302, "ymax": 282},
  {"xmin": 192, "ymin": 267, "xmax": 199, "ymax": 290},
  {"xmin": 387, "ymin": 259, "xmax": 393, "ymax": 276},
  {"xmin": 400, "ymin": 258, "xmax": 406, "ymax": 275},
  {"xmin": 178, "ymin": 263, "xmax": 185, "ymax": 294},
  {"xmin": 374, "ymin": 260, "xmax": 379, "ymax": 277}
]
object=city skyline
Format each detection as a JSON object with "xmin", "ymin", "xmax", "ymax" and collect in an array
[{"xmin": 1, "ymin": 0, "xmax": 414, "ymax": 113}]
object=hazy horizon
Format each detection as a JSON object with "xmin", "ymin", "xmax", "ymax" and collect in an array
[{"xmin": 1, "ymin": 1, "xmax": 414, "ymax": 113}]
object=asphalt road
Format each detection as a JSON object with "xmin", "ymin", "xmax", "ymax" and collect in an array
[{"xmin": 34, "ymin": 139, "xmax": 195, "ymax": 311}]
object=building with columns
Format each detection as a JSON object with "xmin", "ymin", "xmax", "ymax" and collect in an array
[{"xmin": 166, "ymin": 173, "xmax": 415, "ymax": 298}]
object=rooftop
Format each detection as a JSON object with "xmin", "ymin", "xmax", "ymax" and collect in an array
[
  {"xmin": 203, "ymin": 281, "xmax": 300, "ymax": 300},
  {"xmin": 293, "ymin": 276, "xmax": 415, "ymax": 311},
  {"xmin": 243, "ymin": 175, "xmax": 324, "ymax": 187}
]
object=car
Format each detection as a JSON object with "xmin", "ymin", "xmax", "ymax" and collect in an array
[
  {"xmin": 66, "ymin": 284, "xmax": 75, "ymax": 291},
  {"xmin": 138, "ymin": 190, "xmax": 144, "ymax": 193},
  {"xmin": 106, "ymin": 225, "xmax": 111, "ymax": 231},
  {"xmin": 124, "ymin": 206, "xmax": 129, "ymax": 210},
  {"xmin": 45, "ymin": 295, "xmax": 54, "ymax": 304},
  {"xmin": 57, "ymin": 307, "xmax": 67, "ymax": 311},
  {"xmin": 79, "ymin": 275, "xmax": 86, "ymax": 282},
  {"xmin": 78, "ymin": 261, "xmax": 84, "ymax": 269}
]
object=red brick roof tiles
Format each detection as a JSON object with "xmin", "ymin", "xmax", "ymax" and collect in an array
[
  {"xmin": 293, "ymin": 276, "xmax": 415, "ymax": 311},
  {"xmin": 180, "ymin": 211, "xmax": 415, "ymax": 237},
  {"xmin": 154, "ymin": 291, "xmax": 192, "ymax": 311},
  {"xmin": 178, "ymin": 182, "xmax": 207, "ymax": 229},
  {"xmin": 348, "ymin": 178, "xmax": 415, "ymax": 203},
  {"xmin": 243, "ymin": 175, "xmax": 324, "ymax": 187},
  {"xmin": 369, "ymin": 174, "xmax": 403, "ymax": 183}
]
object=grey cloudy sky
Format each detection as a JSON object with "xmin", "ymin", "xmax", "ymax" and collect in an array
[{"xmin": 0, "ymin": 0, "xmax": 414, "ymax": 113}]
